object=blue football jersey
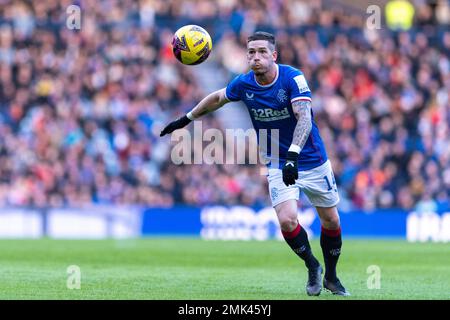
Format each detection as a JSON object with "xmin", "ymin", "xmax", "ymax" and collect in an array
[{"xmin": 225, "ymin": 64, "xmax": 327, "ymax": 171}]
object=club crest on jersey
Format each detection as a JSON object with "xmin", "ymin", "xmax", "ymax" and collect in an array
[
  {"xmin": 277, "ymin": 89, "xmax": 287, "ymax": 102},
  {"xmin": 245, "ymin": 92, "xmax": 254, "ymax": 100}
]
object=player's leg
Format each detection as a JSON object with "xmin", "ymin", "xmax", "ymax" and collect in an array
[
  {"xmin": 274, "ymin": 199, "xmax": 320, "ymax": 271},
  {"xmin": 315, "ymin": 205, "xmax": 342, "ymax": 282},
  {"xmin": 300, "ymin": 160, "xmax": 350, "ymax": 296},
  {"xmin": 267, "ymin": 169, "xmax": 322, "ymax": 296},
  {"xmin": 274, "ymin": 199, "xmax": 323, "ymax": 296},
  {"xmin": 315, "ymin": 205, "xmax": 349, "ymax": 295}
]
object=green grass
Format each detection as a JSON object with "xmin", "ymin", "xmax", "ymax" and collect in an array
[{"xmin": 0, "ymin": 238, "xmax": 449, "ymax": 300}]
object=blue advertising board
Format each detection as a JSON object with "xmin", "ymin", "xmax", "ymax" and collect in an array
[{"xmin": 142, "ymin": 206, "xmax": 416, "ymax": 239}]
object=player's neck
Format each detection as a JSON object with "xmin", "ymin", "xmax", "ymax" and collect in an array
[{"xmin": 255, "ymin": 64, "xmax": 278, "ymax": 86}]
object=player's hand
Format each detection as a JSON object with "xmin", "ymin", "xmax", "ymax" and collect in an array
[
  {"xmin": 160, "ymin": 115, "xmax": 192, "ymax": 137},
  {"xmin": 282, "ymin": 151, "xmax": 299, "ymax": 186}
]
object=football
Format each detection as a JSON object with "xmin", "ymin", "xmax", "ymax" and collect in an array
[{"xmin": 172, "ymin": 25, "xmax": 212, "ymax": 65}]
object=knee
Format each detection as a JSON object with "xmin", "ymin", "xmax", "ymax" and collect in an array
[
  {"xmin": 278, "ymin": 211, "xmax": 299, "ymax": 232},
  {"xmin": 322, "ymin": 213, "xmax": 340, "ymax": 229}
]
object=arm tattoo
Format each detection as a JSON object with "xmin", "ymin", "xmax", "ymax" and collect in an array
[{"xmin": 291, "ymin": 100, "xmax": 312, "ymax": 151}]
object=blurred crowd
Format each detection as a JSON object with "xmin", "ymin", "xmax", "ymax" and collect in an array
[{"xmin": 0, "ymin": 0, "xmax": 449, "ymax": 211}]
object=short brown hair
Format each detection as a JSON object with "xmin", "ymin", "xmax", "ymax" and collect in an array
[{"xmin": 247, "ymin": 31, "xmax": 276, "ymax": 49}]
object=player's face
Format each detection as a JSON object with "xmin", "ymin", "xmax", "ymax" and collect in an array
[{"xmin": 247, "ymin": 40, "xmax": 277, "ymax": 75}]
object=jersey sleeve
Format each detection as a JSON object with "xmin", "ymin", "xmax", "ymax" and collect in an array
[
  {"xmin": 225, "ymin": 75, "xmax": 242, "ymax": 102},
  {"xmin": 287, "ymin": 70, "xmax": 312, "ymax": 104}
]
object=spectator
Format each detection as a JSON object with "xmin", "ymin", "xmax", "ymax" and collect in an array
[{"xmin": 0, "ymin": 0, "xmax": 447, "ymax": 212}]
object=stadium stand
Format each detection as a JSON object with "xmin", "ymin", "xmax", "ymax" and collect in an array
[{"xmin": 0, "ymin": 0, "xmax": 448, "ymax": 212}]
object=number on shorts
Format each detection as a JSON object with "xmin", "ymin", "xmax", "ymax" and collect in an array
[{"xmin": 324, "ymin": 173, "xmax": 337, "ymax": 192}]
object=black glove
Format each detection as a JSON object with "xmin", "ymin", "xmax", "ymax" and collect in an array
[
  {"xmin": 282, "ymin": 151, "xmax": 299, "ymax": 186},
  {"xmin": 160, "ymin": 115, "xmax": 192, "ymax": 137}
]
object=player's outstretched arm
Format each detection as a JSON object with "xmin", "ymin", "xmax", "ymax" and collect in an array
[
  {"xmin": 282, "ymin": 100, "xmax": 312, "ymax": 186},
  {"xmin": 160, "ymin": 88, "xmax": 229, "ymax": 137}
]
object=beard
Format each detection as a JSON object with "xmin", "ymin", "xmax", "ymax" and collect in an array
[{"xmin": 253, "ymin": 66, "xmax": 267, "ymax": 76}]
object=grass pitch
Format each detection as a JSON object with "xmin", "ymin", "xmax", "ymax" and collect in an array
[{"xmin": 0, "ymin": 238, "xmax": 448, "ymax": 300}]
